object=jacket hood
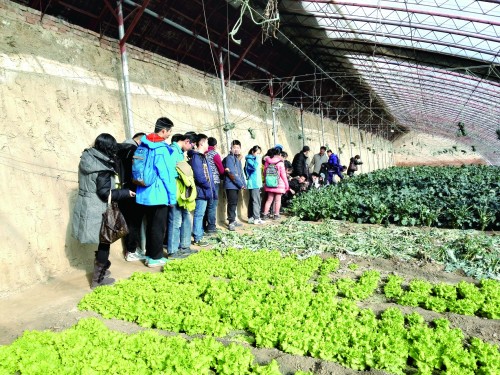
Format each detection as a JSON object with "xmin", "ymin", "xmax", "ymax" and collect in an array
[
  {"xmin": 140, "ymin": 135, "xmax": 168, "ymax": 150},
  {"xmin": 79, "ymin": 148, "xmax": 115, "ymax": 175},
  {"xmin": 265, "ymin": 155, "xmax": 282, "ymax": 164}
]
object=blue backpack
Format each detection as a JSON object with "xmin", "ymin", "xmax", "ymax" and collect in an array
[{"xmin": 131, "ymin": 145, "xmax": 157, "ymax": 187}]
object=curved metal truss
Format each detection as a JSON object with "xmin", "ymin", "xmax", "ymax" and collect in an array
[{"xmin": 279, "ymin": 0, "xmax": 500, "ymax": 164}]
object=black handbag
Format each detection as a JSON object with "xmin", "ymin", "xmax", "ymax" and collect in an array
[{"xmin": 99, "ymin": 190, "xmax": 129, "ymax": 244}]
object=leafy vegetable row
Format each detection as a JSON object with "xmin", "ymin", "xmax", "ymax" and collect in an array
[
  {"xmin": 213, "ymin": 217, "xmax": 500, "ymax": 280},
  {"xmin": 0, "ymin": 318, "xmax": 283, "ymax": 375},
  {"xmin": 78, "ymin": 250, "xmax": 500, "ymax": 374},
  {"xmin": 385, "ymin": 276, "xmax": 500, "ymax": 319},
  {"xmin": 288, "ymin": 165, "xmax": 500, "ymax": 230}
]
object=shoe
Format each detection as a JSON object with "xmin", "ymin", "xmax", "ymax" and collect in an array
[
  {"xmin": 234, "ymin": 221, "xmax": 243, "ymax": 227},
  {"xmin": 254, "ymin": 218, "xmax": 265, "ymax": 224},
  {"xmin": 180, "ymin": 248, "xmax": 196, "ymax": 255},
  {"xmin": 193, "ymin": 240, "xmax": 210, "ymax": 247},
  {"xmin": 91, "ymin": 261, "xmax": 115, "ymax": 289},
  {"xmin": 205, "ymin": 229, "xmax": 221, "ymax": 236},
  {"xmin": 125, "ymin": 252, "xmax": 148, "ymax": 262},
  {"xmin": 229, "ymin": 222, "xmax": 236, "ymax": 231},
  {"xmin": 272, "ymin": 215, "xmax": 281, "ymax": 220},
  {"xmin": 147, "ymin": 257, "xmax": 168, "ymax": 268},
  {"xmin": 248, "ymin": 217, "xmax": 255, "ymax": 224},
  {"xmin": 168, "ymin": 251, "xmax": 186, "ymax": 259},
  {"xmin": 261, "ymin": 214, "xmax": 270, "ymax": 220}
]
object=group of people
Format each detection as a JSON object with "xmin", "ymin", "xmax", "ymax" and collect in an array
[{"xmin": 71, "ymin": 116, "xmax": 362, "ymax": 288}]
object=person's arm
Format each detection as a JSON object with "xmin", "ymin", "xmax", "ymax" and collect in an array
[
  {"xmin": 213, "ymin": 153, "xmax": 225, "ymax": 175},
  {"xmin": 156, "ymin": 151, "xmax": 176, "ymax": 205},
  {"xmin": 279, "ymin": 163, "xmax": 289, "ymax": 191},
  {"xmin": 96, "ymin": 172, "xmax": 132, "ymax": 202}
]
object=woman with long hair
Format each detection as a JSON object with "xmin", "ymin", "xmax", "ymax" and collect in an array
[
  {"xmin": 245, "ymin": 145, "xmax": 263, "ymax": 224},
  {"xmin": 262, "ymin": 147, "xmax": 289, "ymax": 220},
  {"xmin": 72, "ymin": 133, "xmax": 135, "ymax": 288}
]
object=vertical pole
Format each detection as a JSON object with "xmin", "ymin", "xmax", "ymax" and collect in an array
[
  {"xmin": 349, "ymin": 116, "xmax": 353, "ymax": 158},
  {"xmin": 269, "ymin": 78, "xmax": 276, "ymax": 146},
  {"xmin": 219, "ymin": 51, "xmax": 231, "ymax": 152},
  {"xmin": 335, "ymin": 110, "xmax": 341, "ymax": 154},
  {"xmin": 117, "ymin": 1, "xmax": 134, "ymax": 138},
  {"xmin": 357, "ymin": 110, "xmax": 362, "ymax": 173},
  {"xmin": 320, "ymin": 103, "xmax": 325, "ymax": 146},
  {"xmin": 300, "ymin": 96, "xmax": 304, "ymax": 148}
]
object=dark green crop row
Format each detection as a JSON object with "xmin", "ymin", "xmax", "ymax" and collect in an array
[{"xmin": 288, "ymin": 166, "xmax": 500, "ymax": 230}]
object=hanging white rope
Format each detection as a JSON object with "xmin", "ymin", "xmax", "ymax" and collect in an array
[{"xmin": 229, "ymin": 0, "xmax": 280, "ymax": 45}]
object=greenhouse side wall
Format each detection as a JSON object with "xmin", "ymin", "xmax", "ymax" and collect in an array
[{"xmin": 0, "ymin": 0, "xmax": 392, "ymax": 295}]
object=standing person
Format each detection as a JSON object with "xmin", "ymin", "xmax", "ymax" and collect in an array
[
  {"xmin": 347, "ymin": 155, "xmax": 363, "ymax": 177},
  {"xmin": 326, "ymin": 149, "xmax": 344, "ymax": 184},
  {"xmin": 222, "ymin": 140, "xmax": 246, "ymax": 231},
  {"xmin": 291, "ymin": 146, "xmax": 311, "ymax": 178},
  {"xmin": 204, "ymin": 137, "xmax": 225, "ymax": 234},
  {"xmin": 135, "ymin": 117, "xmax": 176, "ymax": 268},
  {"xmin": 72, "ymin": 133, "xmax": 136, "ymax": 288},
  {"xmin": 309, "ymin": 146, "xmax": 328, "ymax": 174},
  {"xmin": 189, "ymin": 134, "xmax": 216, "ymax": 246},
  {"xmin": 245, "ymin": 145, "xmax": 264, "ymax": 224},
  {"xmin": 262, "ymin": 148, "xmax": 289, "ymax": 220},
  {"xmin": 116, "ymin": 132, "xmax": 147, "ymax": 262},
  {"xmin": 165, "ymin": 133, "xmax": 195, "ymax": 259}
]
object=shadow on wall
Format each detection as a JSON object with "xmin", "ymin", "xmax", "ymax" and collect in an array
[{"xmin": 65, "ymin": 188, "xmax": 96, "ymax": 275}]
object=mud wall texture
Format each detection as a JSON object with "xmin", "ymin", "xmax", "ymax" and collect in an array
[{"xmin": 0, "ymin": 0, "xmax": 392, "ymax": 295}]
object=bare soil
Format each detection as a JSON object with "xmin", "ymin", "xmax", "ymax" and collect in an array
[{"xmin": 0, "ymin": 221, "xmax": 498, "ymax": 375}]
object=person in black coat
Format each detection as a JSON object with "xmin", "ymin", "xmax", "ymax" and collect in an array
[{"xmin": 291, "ymin": 146, "xmax": 311, "ymax": 178}]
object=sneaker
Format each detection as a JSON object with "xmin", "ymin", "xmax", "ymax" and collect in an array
[
  {"xmin": 205, "ymin": 229, "xmax": 221, "ymax": 236},
  {"xmin": 272, "ymin": 215, "xmax": 281, "ymax": 220},
  {"xmin": 248, "ymin": 217, "xmax": 255, "ymax": 224},
  {"xmin": 147, "ymin": 257, "xmax": 168, "ymax": 268},
  {"xmin": 228, "ymin": 222, "xmax": 236, "ymax": 231},
  {"xmin": 254, "ymin": 218, "xmax": 265, "ymax": 224},
  {"xmin": 234, "ymin": 221, "xmax": 243, "ymax": 227},
  {"xmin": 261, "ymin": 214, "xmax": 270, "ymax": 220},
  {"xmin": 168, "ymin": 251, "xmax": 187, "ymax": 259},
  {"xmin": 125, "ymin": 252, "xmax": 148, "ymax": 262},
  {"xmin": 180, "ymin": 248, "xmax": 196, "ymax": 255},
  {"xmin": 193, "ymin": 240, "xmax": 210, "ymax": 247}
]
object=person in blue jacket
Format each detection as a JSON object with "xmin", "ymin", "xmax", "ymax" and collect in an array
[
  {"xmin": 135, "ymin": 117, "xmax": 176, "ymax": 268},
  {"xmin": 245, "ymin": 145, "xmax": 264, "ymax": 224},
  {"xmin": 222, "ymin": 140, "xmax": 246, "ymax": 231},
  {"xmin": 189, "ymin": 134, "xmax": 216, "ymax": 246}
]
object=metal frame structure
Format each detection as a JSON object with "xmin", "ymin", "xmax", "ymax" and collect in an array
[{"xmin": 13, "ymin": 0, "xmax": 500, "ymax": 164}]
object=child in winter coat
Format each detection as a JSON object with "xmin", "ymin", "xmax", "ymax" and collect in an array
[
  {"xmin": 262, "ymin": 148, "xmax": 289, "ymax": 220},
  {"xmin": 245, "ymin": 145, "xmax": 264, "ymax": 224}
]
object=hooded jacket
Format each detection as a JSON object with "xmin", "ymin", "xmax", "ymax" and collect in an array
[
  {"xmin": 263, "ymin": 155, "xmax": 289, "ymax": 194},
  {"xmin": 72, "ymin": 148, "xmax": 130, "ymax": 244},
  {"xmin": 245, "ymin": 154, "xmax": 263, "ymax": 189},
  {"xmin": 222, "ymin": 153, "xmax": 246, "ymax": 190},
  {"xmin": 135, "ymin": 134, "xmax": 176, "ymax": 206}
]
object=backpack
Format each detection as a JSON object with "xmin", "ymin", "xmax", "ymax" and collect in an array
[
  {"xmin": 265, "ymin": 161, "xmax": 281, "ymax": 188},
  {"xmin": 131, "ymin": 145, "xmax": 157, "ymax": 187}
]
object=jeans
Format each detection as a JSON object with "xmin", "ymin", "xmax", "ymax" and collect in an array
[
  {"xmin": 166, "ymin": 204, "xmax": 192, "ymax": 254},
  {"xmin": 226, "ymin": 189, "xmax": 239, "ymax": 224},
  {"xmin": 248, "ymin": 189, "xmax": 261, "ymax": 220},
  {"xmin": 142, "ymin": 204, "xmax": 168, "ymax": 260},
  {"xmin": 193, "ymin": 199, "xmax": 208, "ymax": 241},
  {"xmin": 205, "ymin": 183, "xmax": 219, "ymax": 231}
]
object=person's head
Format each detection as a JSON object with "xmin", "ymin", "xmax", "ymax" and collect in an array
[
  {"xmin": 327, "ymin": 149, "xmax": 332, "ymax": 156},
  {"xmin": 94, "ymin": 133, "xmax": 118, "ymax": 158},
  {"xmin": 319, "ymin": 146, "xmax": 326, "ymax": 155},
  {"xmin": 274, "ymin": 143, "xmax": 284, "ymax": 152},
  {"xmin": 196, "ymin": 133, "xmax": 209, "ymax": 153},
  {"xmin": 208, "ymin": 137, "xmax": 218, "ymax": 148},
  {"xmin": 173, "ymin": 133, "xmax": 194, "ymax": 151},
  {"xmin": 231, "ymin": 140, "xmax": 241, "ymax": 155},
  {"xmin": 341, "ymin": 165, "xmax": 347, "ymax": 172},
  {"xmin": 302, "ymin": 145, "xmax": 310, "ymax": 156},
  {"xmin": 132, "ymin": 132, "xmax": 146, "ymax": 145},
  {"xmin": 354, "ymin": 155, "xmax": 361, "ymax": 160},
  {"xmin": 286, "ymin": 167, "xmax": 293, "ymax": 175},
  {"xmin": 154, "ymin": 117, "xmax": 174, "ymax": 140},
  {"xmin": 248, "ymin": 145, "xmax": 262, "ymax": 156},
  {"xmin": 311, "ymin": 172, "xmax": 320, "ymax": 181},
  {"xmin": 267, "ymin": 147, "xmax": 279, "ymax": 158},
  {"xmin": 298, "ymin": 174, "xmax": 307, "ymax": 183},
  {"xmin": 280, "ymin": 151, "xmax": 288, "ymax": 159}
]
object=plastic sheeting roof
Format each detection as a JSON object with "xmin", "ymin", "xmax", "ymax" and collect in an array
[{"xmin": 280, "ymin": 0, "xmax": 500, "ymax": 164}]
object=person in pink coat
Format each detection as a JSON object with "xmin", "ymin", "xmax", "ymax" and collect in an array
[{"xmin": 262, "ymin": 147, "xmax": 289, "ymax": 220}]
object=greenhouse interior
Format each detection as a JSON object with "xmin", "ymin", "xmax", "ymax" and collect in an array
[{"xmin": 0, "ymin": 0, "xmax": 498, "ymax": 374}]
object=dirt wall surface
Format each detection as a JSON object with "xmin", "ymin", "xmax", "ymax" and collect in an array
[{"xmin": 0, "ymin": 0, "xmax": 394, "ymax": 295}]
